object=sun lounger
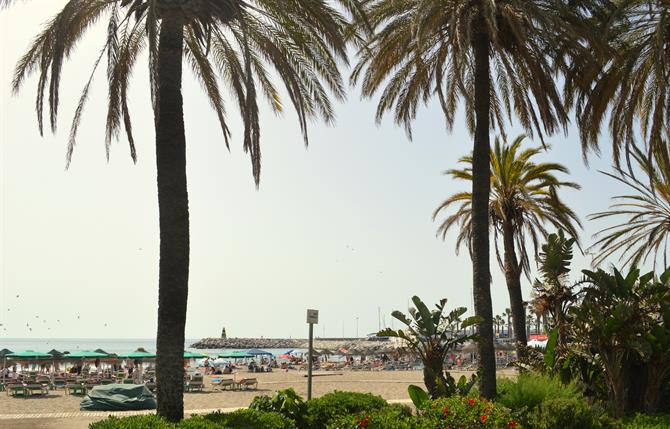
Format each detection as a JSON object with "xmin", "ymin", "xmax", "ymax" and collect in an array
[
  {"xmin": 187, "ymin": 375, "xmax": 204, "ymax": 392},
  {"xmin": 65, "ymin": 384, "xmax": 87, "ymax": 396},
  {"xmin": 8, "ymin": 385, "xmax": 26, "ymax": 397},
  {"xmin": 238, "ymin": 378, "xmax": 258, "ymax": 390},
  {"xmin": 210, "ymin": 378, "xmax": 236, "ymax": 391},
  {"xmin": 24, "ymin": 384, "xmax": 48, "ymax": 397}
]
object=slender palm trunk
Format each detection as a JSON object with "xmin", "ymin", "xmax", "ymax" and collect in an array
[
  {"xmin": 472, "ymin": 21, "xmax": 496, "ymax": 399},
  {"xmin": 154, "ymin": 12, "xmax": 188, "ymax": 422},
  {"xmin": 501, "ymin": 223, "xmax": 527, "ymax": 356}
]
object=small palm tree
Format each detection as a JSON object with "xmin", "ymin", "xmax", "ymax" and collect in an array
[
  {"xmin": 4, "ymin": 0, "xmax": 358, "ymax": 420},
  {"xmin": 573, "ymin": 1, "xmax": 670, "ymax": 164},
  {"xmin": 589, "ymin": 145, "xmax": 670, "ymax": 269},
  {"xmin": 434, "ymin": 135, "xmax": 581, "ymax": 356},
  {"xmin": 349, "ymin": 0, "xmax": 587, "ymax": 399}
]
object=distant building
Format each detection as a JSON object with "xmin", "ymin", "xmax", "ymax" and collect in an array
[{"xmin": 221, "ymin": 327, "xmax": 227, "ymax": 339}]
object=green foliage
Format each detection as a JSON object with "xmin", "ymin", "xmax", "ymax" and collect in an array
[
  {"xmin": 569, "ymin": 266, "xmax": 670, "ymax": 416},
  {"xmin": 250, "ymin": 389, "xmax": 307, "ymax": 426},
  {"xmin": 202, "ymin": 409, "xmax": 296, "ymax": 429},
  {"xmin": 378, "ymin": 296, "xmax": 479, "ymax": 397},
  {"xmin": 304, "ymin": 391, "xmax": 388, "ymax": 429},
  {"xmin": 407, "ymin": 385, "xmax": 429, "ymax": 409},
  {"xmin": 529, "ymin": 398, "xmax": 610, "ymax": 429},
  {"xmin": 89, "ymin": 410, "xmax": 296, "ymax": 429},
  {"xmin": 621, "ymin": 414, "xmax": 670, "ymax": 429},
  {"xmin": 90, "ymin": 415, "xmax": 173, "ymax": 429},
  {"xmin": 496, "ymin": 373, "xmax": 583, "ymax": 426},
  {"xmin": 324, "ymin": 405, "xmax": 424, "ymax": 429},
  {"xmin": 421, "ymin": 396, "xmax": 521, "ymax": 429}
]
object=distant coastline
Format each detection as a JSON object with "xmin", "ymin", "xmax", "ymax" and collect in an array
[{"xmin": 190, "ymin": 337, "xmax": 395, "ymax": 350}]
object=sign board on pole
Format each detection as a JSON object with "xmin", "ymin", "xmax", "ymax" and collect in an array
[{"xmin": 306, "ymin": 309, "xmax": 319, "ymax": 324}]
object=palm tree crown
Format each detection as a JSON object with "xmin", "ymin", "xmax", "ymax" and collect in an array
[
  {"xmin": 434, "ymin": 135, "xmax": 582, "ymax": 275},
  {"xmin": 589, "ymin": 145, "xmax": 670, "ymax": 269},
  {"xmin": 6, "ymin": 0, "xmax": 360, "ymax": 183},
  {"xmin": 349, "ymin": 0, "xmax": 580, "ymax": 141},
  {"xmin": 573, "ymin": 1, "xmax": 670, "ymax": 164}
]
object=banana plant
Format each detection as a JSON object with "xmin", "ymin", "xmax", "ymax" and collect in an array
[{"xmin": 378, "ymin": 296, "xmax": 480, "ymax": 398}]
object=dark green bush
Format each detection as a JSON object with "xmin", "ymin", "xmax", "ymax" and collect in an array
[
  {"xmin": 304, "ymin": 391, "xmax": 389, "ymax": 429},
  {"xmin": 202, "ymin": 409, "xmax": 296, "ymax": 429},
  {"xmin": 529, "ymin": 397, "xmax": 604, "ymax": 429},
  {"xmin": 621, "ymin": 414, "xmax": 670, "ymax": 429},
  {"xmin": 89, "ymin": 410, "xmax": 295, "ymax": 429},
  {"xmin": 90, "ymin": 415, "xmax": 174, "ymax": 429},
  {"xmin": 324, "ymin": 405, "xmax": 426, "ymax": 429}
]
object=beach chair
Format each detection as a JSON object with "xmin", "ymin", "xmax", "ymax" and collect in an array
[
  {"xmin": 24, "ymin": 384, "xmax": 48, "ymax": 397},
  {"xmin": 8, "ymin": 384, "xmax": 26, "ymax": 397},
  {"xmin": 238, "ymin": 378, "xmax": 258, "ymax": 390},
  {"xmin": 210, "ymin": 378, "xmax": 235, "ymax": 391},
  {"xmin": 65, "ymin": 384, "xmax": 87, "ymax": 396},
  {"xmin": 187, "ymin": 375, "xmax": 204, "ymax": 392},
  {"xmin": 123, "ymin": 378, "xmax": 135, "ymax": 385},
  {"xmin": 52, "ymin": 377, "xmax": 67, "ymax": 390}
]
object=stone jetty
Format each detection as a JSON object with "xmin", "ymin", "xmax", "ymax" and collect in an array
[{"xmin": 190, "ymin": 337, "xmax": 403, "ymax": 352}]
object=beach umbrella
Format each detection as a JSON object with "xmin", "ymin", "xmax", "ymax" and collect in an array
[
  {"xmin": 64, "ymin": 350, "xmax": 108, "ymax": 358},
  {"xmin": 246, "ymin": 348, "xmax": 273, "ymax": 357},
  {"xmin": 48, "ymin": 349, "xmax": 64, "ymax": 359},
  {"xmin": 6, "ymin": 350, "xmax": 53, "ymax": 359},
  {"xmin": 218, "ymin": 351, "xmax": 254, "ymax": 359},
  {"xmin": 184, "ymin": 351, "xmax": 208, "ymax": 359},
  {"xmin": 117, "ymin": 351, "xmax": 157, "ymax": 359}
]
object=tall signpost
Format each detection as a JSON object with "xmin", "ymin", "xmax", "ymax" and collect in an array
[{"xmin": 306, "ymin": 309, "xmax": 319, "ymax": 400}]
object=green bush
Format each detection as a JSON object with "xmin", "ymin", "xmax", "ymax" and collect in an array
[
  {"xmin": 304, "ymin": 391, "xmax": 389, "ymax": 429},
  {"xmin": 621, "ymin": 414, "xmax": 670, "ymax": 429},
  {"xmin": 89, "ymin": 410, "xmax": 296, "ymax": 429},
  {"xmin": 497, "ymin": 373, "xmax": 582, "ymax": 413},
  {"xmin": 90, "ymin": 415, "xmax": 174, "ymax": 429},
  {"xmin": 202, "ymin": 409, "xmax": 296, "ymax": 429},
  {"xmin": 250, "ymin": 388, "xmax": 307, "ymax": 427},
  {"xmin": 529, "ymin": 397, "xmax": 606, "ymax": 429},
  {"xmin": 421, "ymin": 396, "xmax": 521, "ymax": 429},
  {"xmin": 324, "ymin": 405, "xmax": 426, "ymax": 429}
]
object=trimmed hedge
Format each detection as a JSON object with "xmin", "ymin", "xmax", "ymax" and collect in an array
[
  {"xmin": 303, "ymin": 391, "xmax": 389, "ymax": 429},
  {"xmin": 621, "ymin": 414, "xmax": 670, "ymax": 429},
  {"xmin": 324, "ymin": 404, "xmax": 427, "ymax": 429},
  {"xmin": 89, "ymin": 409, "xmax": 296, "ymax": 429},
  {"xmin": 422, "ymin": 396, "xmax": 521, "ymax": 429}
]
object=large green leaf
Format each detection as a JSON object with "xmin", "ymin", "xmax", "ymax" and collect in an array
[{"xmin": 407, "ymin": 384, "xmax": 429, "ymax": 408}]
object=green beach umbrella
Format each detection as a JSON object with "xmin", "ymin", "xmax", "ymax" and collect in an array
[
  {"xmin": 48, "ymin": 349, "xmax": 64, "ymax": 359},
  {"xmin": 117, "ymin": 351, "xmax": 156, "ymax": 359},
  {"xmin": 0, "ymin": 349, "xmax": 13, "ymax": 358},
  {"xmin": 218, "ymin": 351, "xmax": 254, "ymax": 359},
  {"xmin": 184, "ymin": 351, "xmax": 208, "ymax": 359},
  {"xmin": 64, "ymin": 350, "xmax": 108, "ymax": 359},
  {"xmin": 6, "ymin": 350, "xmax": 52, "ymax": 359}
]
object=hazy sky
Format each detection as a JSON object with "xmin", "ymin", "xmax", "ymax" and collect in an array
[{"xmin": 0, "ymin": 2, "xmax": 639, "ymax": 341}]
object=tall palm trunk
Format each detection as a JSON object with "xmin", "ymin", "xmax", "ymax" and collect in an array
[
  {"xmin": 471, "ymin": 20, "xmax": 496, "ymax": 399},
  {"xmin": 501, "ymin": 223, "xmax": 527, "ymax": 356},
  {"xmin": 155, "ymin": 11, "xmax": 189, "ymax": 422}
]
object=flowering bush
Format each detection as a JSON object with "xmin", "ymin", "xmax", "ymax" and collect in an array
[{"xmin": 422, "ymin": 396, "xmax": 521, "ymax": 429}]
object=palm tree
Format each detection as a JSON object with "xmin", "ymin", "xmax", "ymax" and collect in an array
[
  {"xmin": 349, "ymin": 0, "xmax": 584, "ymax": 399},
  {"xmin": 504, "ymin": 307, "xmax": 512, "ymax": 338},
  {"xmin": 4, "ymin": 0, "xmax": 358, "ymax": 420},
  {"xmin": 526, "ymin": 308, "xmax": 535, "ymax": 336},
  {"xmin": 573, "ymin": 1, "xmax": 670, "ymax": 165},
  {"xmin": 434, "ymin": 135, "xmax": 581, "ymax": 357},
  {"xmin": 590, "ymin": 145, "xmax": 670, "ymax": 269},
  {"xmin": 494, "ymin": 314, "xmax": 504, "ymax": 335}
]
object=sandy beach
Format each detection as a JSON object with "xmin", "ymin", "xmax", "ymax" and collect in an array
[{"xmin": 0, "ymin": 369, "xmax": 517, "ymax": 429}]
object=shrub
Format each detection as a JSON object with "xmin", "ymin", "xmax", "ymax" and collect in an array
[
  {"xmin": 90, "ymin": 415, "xmax": 174, "ymax": 429},
  {"xmin": 324, "ymin": 405, "xmax": 426, "ymax": 429},
  {"xmin": 250, "ymin": 388, "xmax": 307, "ymax": 426},
  {"xmin": 529, "ymin": 397, "xmax": 605, "ymax": 429},
  {"xmin": 202, "ymin": 409, "xmax": 296, "ymax": 429},
  {"xmin": 621, "ymin": 414, "xmax": 670, "ymax": 429},
  {"xmin": 304, "ymin": 391, "xmax": 389, "ymax": 429},
  {"xmin": 496, "ymin": 373, "xmax": 582, "ymax": 413},
  {"xmin": 421, "ymin": 396, "xmax": 521, "ymax": 429}
]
